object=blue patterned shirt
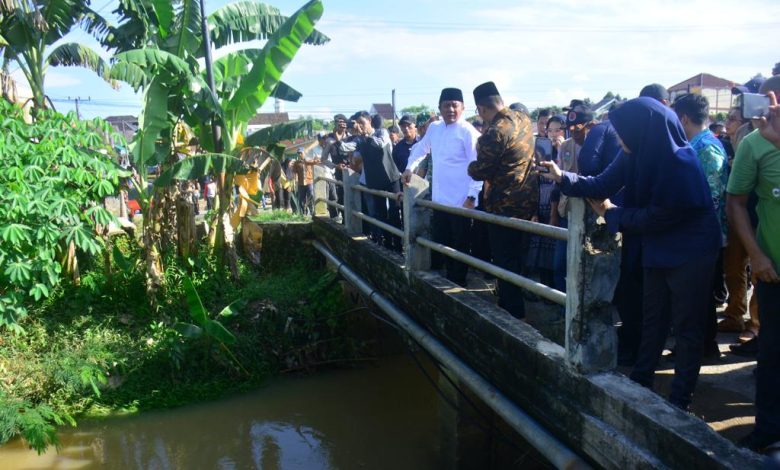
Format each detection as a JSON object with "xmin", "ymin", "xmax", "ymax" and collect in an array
[{"xmin": 690, "ymin": 129, "xmax": 728, "ymax": 244}]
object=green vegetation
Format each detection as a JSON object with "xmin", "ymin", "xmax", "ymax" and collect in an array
[
  {"xmin": 249, "ymin": 210, "xmax": 309, "ymax": 223},
  {"xmin": 0, "ymin": 243, "xmax": 362, "ymax": 453}
]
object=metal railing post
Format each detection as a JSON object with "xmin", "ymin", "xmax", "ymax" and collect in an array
[
  {"xmin": 341, "ymin": 168, "xmax": 363, "ymax": 236},
  {"xmin": 403, "ymin": 174, "xmax": 431, "ymax": 271},
  {"xmin": 564, "ymin": 198, "xmax": 621, "ymax": 373}
]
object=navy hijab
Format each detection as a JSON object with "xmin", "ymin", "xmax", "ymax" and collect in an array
[{"xmin": 609, "ymin": 97, "xmax": 713, "ymax": 210}]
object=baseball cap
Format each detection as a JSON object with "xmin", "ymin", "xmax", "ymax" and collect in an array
[
  {"xmin": 399, "ymin": 115, "xmax": 414, "ymax": 126},
  {"xmin": 732, "ymin": 76, "xmax": 766, "ymax": 95},
  {"xmin": 562, "ymin": 99, "xmax": 586, "ymax": 111},
  {"xmin": 565, "ymin": 103, "xmax": 594, "ymax": 127},
  {"xmin": 509, "ymin": 102, "xmax": 529, "ymax": 115}
]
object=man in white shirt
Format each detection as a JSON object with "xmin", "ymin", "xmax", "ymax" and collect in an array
[{"xmin": 402, "ymin": 87, "xmax": 482, "ymax": 286}]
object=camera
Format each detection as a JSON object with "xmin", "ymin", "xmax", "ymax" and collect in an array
[{"xmin": 738, "ymin": 93, "xmax": 770, "ymax": 119}]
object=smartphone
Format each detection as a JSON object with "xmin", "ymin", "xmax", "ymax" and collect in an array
[
  {"xmin": 740, "ymin": 93, "xmax": 770, "ymax": 119},
  {"xmin": 534, "ymin": 165, "xmax": 550, "ymax": 173}
]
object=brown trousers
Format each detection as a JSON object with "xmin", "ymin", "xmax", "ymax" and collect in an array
[{"xmin": 722, "ymin": 230, "xmax": 760, "ymax": 330}]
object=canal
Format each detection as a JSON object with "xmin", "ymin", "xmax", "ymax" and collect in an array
[{"xmin": 0, "ymin": 356, "xmax": 443, "ymax": 469}]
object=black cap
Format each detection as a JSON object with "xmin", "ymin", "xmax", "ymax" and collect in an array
[
  {"xmin": 439, "ymin": 87, "xmax": 464, "ymax": 103},
  {"xmin": 509, "ymin": 102, "xmax": 529, "ymax": 115},
  {"xmin": 773, "ymin": 62, "xmax": 780, "ymax": 76},
  {"xmin": 565, "ymin": 104, "xmax": 594, "ymax": 127},
  {"xmin": 562, "ymin": 99, "xmax": 586, "ymax": 111},
  {"xmin": 472, "ymin": 118, "xmax": 484, "ymax": 128},
  {"xmin": 399, "ymin": 115, "xmax": 414, "ymax": 126},
  {"xmin": 333, "ymin": 114, "xmax": 347, "ymax": 122},
  {"xmin": 473, "ymin": 81, "xmax": 500, "ymax": 103},
  {"xmin": 732, "ymin": 76, "xmax": 765, "ymax": 95}
]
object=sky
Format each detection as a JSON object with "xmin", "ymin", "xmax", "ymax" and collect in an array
[{"xmin": 9, "ymin": 0, "xmax": 780, "ymax": 120}]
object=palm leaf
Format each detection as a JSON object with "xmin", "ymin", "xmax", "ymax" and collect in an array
[
  {"xmin": 109, "ymin": 60, "xmax": 147, "ymax": 91},
  {"xmin": 78, "ymin": 6, "xmax": 112, "ymax": 42},
  {"xmin": 170, "ymin": 0, "xmax": 201, "ymax": 58},
  {"xmin": 155, "ymin": 153, "xmax": 244, "ymax": 187},
  {"xmin": 150, "ymin": 0, "xmax": 174, "ymax": 38},
  {"xmin": 207, "ymin": 1, "xmax": 329, "ymax": 52},
  {"xmin": 271, "ymin": 81, "xmax": 302, "ymax": 102},
  {"xmin": 130, "ymin": 77, "xmax": 169, "ymax": 170},
  {"xmin": 115, "ymin": 48, "xmax": 193, "ymax": 77},
  {"xmin": 244, "ymin": 120, "xmax": 313, "ymax": 148},
  {"xmin": 226, "ymin": 0, "xmax": 324, "ymax": 125},
  {"xmin": 182, "ymin": 277, "xmax": 208, "ymax": 326},
  {"xmin": 46, "ymin": 42, "xmax": 115, "ymax": 88}
]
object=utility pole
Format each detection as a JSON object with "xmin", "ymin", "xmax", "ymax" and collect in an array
[
  {"xmin": 67, "ymin": 96, "xmax": 90, "ymax": 120},
  {"xmin": 392, "ymin": 89, "xmax": 396, "ymax": 127}
]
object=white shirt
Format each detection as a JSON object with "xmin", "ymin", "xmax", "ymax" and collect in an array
[{"xmin": 406, "ymin": 118, "xmax": 482, "ymax": 207}]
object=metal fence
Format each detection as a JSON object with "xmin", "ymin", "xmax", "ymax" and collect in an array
[{"xmin": 315, "ymin": 169, "xmax": 572, "ymax": 306}]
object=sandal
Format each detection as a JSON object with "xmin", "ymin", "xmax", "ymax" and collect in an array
[{"xmin": 738, "ymin": 328, "xmax": 758, "ymax": 343}]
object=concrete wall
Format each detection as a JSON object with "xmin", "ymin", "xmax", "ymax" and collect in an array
[{"xmin": 312, "ymin": 217, "xmax": 761, "ymax": 469}]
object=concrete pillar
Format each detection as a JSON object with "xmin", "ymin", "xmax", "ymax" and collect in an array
[
  {"xmin": 402, "ymin": 174, "xmax": 431, "ymax": 272},
  {"xmin": 565, "ymin": 198, "xmax": 621, "ymax": 373},
  {"xmin": 438, "ymin": 366, "xmax": 491, "ymax": 470},
  {"xmin": 341, "ymin": 168, "xmax": 362, "ymax": 236}
]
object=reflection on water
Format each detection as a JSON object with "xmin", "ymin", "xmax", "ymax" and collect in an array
[{"xmin": 0, "ymin": 356, "xmax": 440, "ymax": 469}]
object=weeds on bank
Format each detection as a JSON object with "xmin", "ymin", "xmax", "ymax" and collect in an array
[{"xmin": 0, "ymin": 240, "xmax": 364, "ymax": 453}]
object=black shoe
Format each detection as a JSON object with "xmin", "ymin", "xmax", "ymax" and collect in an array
[{"xmin": 729, "ymin": 337, "xmax": 758, "ymax": 357}]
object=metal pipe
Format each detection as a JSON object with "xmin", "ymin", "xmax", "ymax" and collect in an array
[
  {"xmin": 353, "ymin": 184, "xmax": 400, "ymax": 200},
  {"xmin": 315, "ymin": 198, "xmax": 344, "ymax": 210},
  {"xmin": 416, "ymin": 236, "xmax": 566, "ymax": 305},
  {"xmin": 314, "ymin": 176, "xmax": 344, "ymax": 187},
  {"xmin": 352, "ymin": 210, "xmax": 404, "ymax": 238},
  {"xmin": 416, "ymin": 199, "xmax": 567, "ymax": 241},
  {"xmin": 311, "ymin": 241, "xmax": 589, "ymax": 470}
]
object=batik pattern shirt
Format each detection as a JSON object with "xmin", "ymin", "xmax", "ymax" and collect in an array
[
  {"xmin": 690, "ymin": 129, "xmax": 728, "ymax": 244},
  {"xmin": 467, "ymin": 108, "xmax": 538, "ymax": 220}
]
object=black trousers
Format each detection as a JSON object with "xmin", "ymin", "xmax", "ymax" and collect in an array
[
  {"xmin": 326, "ymin": 181, "xmax": 338, "ymax": 218},
  {"xmin": 432, "ymin": 211, "xmax": 470, "ymax": 286},
  {"xmin": 365, "ymin": 180, "xmax": 401, "ymax": 251},
  {"xmin": 334, "ymin": 170, "xmax": 345, "ymax": 221},
  {"xmin": 489, "ymin": 225, "xmax": 527, "ymax": 319},
  {"xmin": 614, "ymin": 257, "xmax": 644, "ymax": 365},
  {"xmin": 756, "ymin": 281, "xmax": 780, "ymax": 445},
  {"xmin": 704, "ymin": 249, "xmax": 725, "ymax": 354},
  {"xmin": 629, "ymin": 251, "xmax": 717, "ymax": 409}
]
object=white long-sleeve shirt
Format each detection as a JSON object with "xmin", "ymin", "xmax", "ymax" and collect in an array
[{"xmin": 406, "ymin": 118, "xmax": 482, "ymax": 207}]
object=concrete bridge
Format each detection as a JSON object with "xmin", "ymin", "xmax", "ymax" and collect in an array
[{"xmin": 258, "ymin": 170, "xmax": 763, "ymax": 469}]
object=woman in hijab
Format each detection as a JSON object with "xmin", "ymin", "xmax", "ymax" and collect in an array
[{"xmin": 540, "ymin": 97, "xmax": 721, "ymax": 410}]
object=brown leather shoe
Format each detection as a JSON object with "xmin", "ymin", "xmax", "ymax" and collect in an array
[{"xmin": 717, "ymin": 318, "xmax": 745, "ymax": 333}]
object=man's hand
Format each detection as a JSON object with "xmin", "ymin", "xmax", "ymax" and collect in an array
[
  {"xmin": 396, "ymin": 192, "xmax": 404, "ymax": 203},
  {"xmin": 401, "ymin": 169, "xmax": 413, "ymax": 185},
  {"xmin": 587, "ymin": 198, "xmax": 616, "ymax": 217},
  {"xmin": 462, "ymin": 197, "xmax": 476, "ymax": 209},
  {"xmin": 752, "ymin": 252, "xmax": 780, "ymax": 283},
  {"xmin": 757, "ymin": 91, "xmax": 780, "ymax": 149},
  {"xmin": 538, "ymin": 161, "xmax": 563, "ymax": 183}
]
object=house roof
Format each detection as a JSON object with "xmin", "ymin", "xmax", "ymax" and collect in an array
[
  {"xmin": 249, "ymin": 112, "xmax": 290, "ymax": 126},
  {"xmin": 370, "ymin": 103, "xmax": 395, "ymax": 120},
  {"xmin": 105, "ymin": 115, "xmax": 138, "ymax": 124},
  {"xmin": 668, "ymin": 73, "xmax": 735, "ymax": 92}
]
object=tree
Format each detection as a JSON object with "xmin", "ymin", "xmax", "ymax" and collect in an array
[
  {"xmin": 0, "ymin": 0, "xmax": 114, "ymax": 110},
  {"xmin": 401, "ymin": 104, "xmax": 434, "ymax": 116},
  {"xmin": 109, "ymin": 0, "xmax": 328, "ymax": 286},
  {"xmin": 530, "ymin": 106, "xmax": 563, "ymax": 121}
]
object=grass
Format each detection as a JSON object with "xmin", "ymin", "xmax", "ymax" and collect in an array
[{"xmin": 248, "ymin": 210, "xmax": 309, "ymax": 223}]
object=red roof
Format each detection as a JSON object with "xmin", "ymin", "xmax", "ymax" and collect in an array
[{"xmin": 668, "ymin": 73, "xmax": 735, "ymax": 92}]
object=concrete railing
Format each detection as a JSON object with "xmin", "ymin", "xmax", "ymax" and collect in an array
[{"xmin": 316, "ymin": 168, "xmax": 621, "ymax": 373}]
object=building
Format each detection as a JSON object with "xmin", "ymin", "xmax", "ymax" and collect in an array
[
  {"xmin": 246, "ymin": 112, "xmax": 290, "ymax": 134},
  {"xmin": 668, "ymin": 73, "xmax": 736, "ymax": 115},
  {"xmin": 369, "ymin": 103, "xmax": 396, "ymax": 122},
  {"xmin": 106, "ymin": 115, "xmax": 139, "ymax": 142}
]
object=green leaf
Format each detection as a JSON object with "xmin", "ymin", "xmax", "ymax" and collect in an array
[
  {"xmin": 0, "ymin": 224, "xmax": 32, "ymax": 244},
  {"xmin": 112, "ymin": 245, "xmax": 133, "ymax": 273},
  {"xmin": 64, "ymin": 224, "xmax": 101, "ymax": 256},
  {"xmin": 174, "ymin": 322, "xmax": 203, "ymax": 339},
  {"xmin": 244, "ymin": 120, "xmax": 313, "ymax": 148},
  {"xmin": 172, "ymin": 0, "xmax": 202, "ymax": 58},
  {"xmin": 29, "ymin": 283, "xmax": 50, "ymax": 301},
  {"xmin": 204, "ymin": 319, "xmax": 236, "ymax": 345},
  {"xmin": 109, "ymin": 61, "xmax": 147, "ymax": 92},
  {"xmin": 46, "ymin": 42, "xmax": 116, "ymax": 88},
  {"xmin": 131, "ymin": 77, "xmax": 170, "ymax": 170},
  {"xmin": 155, "ymin": 153, "xmax": 243, "ymax": 187},
  {"xmin": 218, "ymin": 299, "xmax": 246, "ymax": 318},
  {"xmin": 151, "ymin": 0, "xmax": 174, "ymax": 38},
  {"xmin": 207, "ymin": 1, "xmax": 329, "ymax": 52},
  {"xmin": 5, "ymin": 262, "xmax": 32, "ymax": 284},
  {"xmin": 91, "ymin": 179, "xmax": 115, "ymax": 198},
  {"xmin": 85, "ymin": 206, "xmax": 116, "ymax": 226},
  {"xmin": 114, "ymin": 49, "xmax": 193, "ymax": 78},
  {"xmin": 226, "ymin": 0, "xmax": 324, "ymax": 124},
  {"xmin": 182, "ymin": 277, "xmax": 208, "ymax": 327},
  {"xmin": 271, "ymin": 81, "xmax": 302, "ymax": 103}
]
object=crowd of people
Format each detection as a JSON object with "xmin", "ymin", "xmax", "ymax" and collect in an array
[{"xmin": 310, "ymin": 63, "xmax": 780, "ymax": 455}]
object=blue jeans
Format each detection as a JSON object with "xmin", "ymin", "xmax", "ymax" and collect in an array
[
  {"xmin": 756, "ymin": 281, "xmax": 780, "ymax": 444},
  {"xmin": 553, "ymin": 217, "xmax": 568, "ymax": 292}
]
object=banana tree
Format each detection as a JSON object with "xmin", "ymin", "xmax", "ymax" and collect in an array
[
  {"xmin": 110, "ymin": 0, "xmax": 328, "ymax": 286},
  {"xmin": 0, "ymin": 0, "xmax": 114, "ymax": 110}
]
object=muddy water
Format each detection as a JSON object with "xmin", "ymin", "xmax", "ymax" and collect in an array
[{"xmin": 0, "ymin": 356, "xmax": 442, "ymax": 469}]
